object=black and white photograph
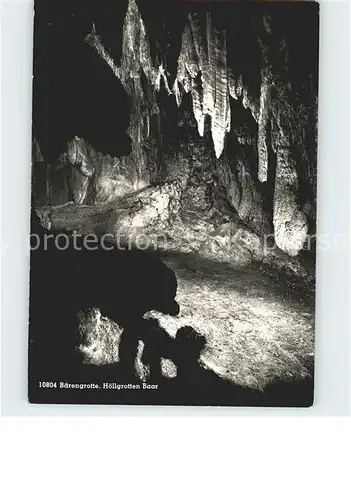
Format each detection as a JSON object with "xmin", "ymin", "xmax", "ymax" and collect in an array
[{"xmin": 28, "ymin": 0, "xmax": 320, "ymax": 406}]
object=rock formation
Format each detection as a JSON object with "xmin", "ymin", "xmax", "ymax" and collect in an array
[{"xmin": 32, "ymin": 0, "xmax": 318, "ymax": 264}]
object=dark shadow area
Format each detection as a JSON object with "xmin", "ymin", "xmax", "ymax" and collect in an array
[
  {"xmin": 28, "ymin": 208, "xmax": 179, "ymax": 395},
  {"xmin": 33, "ymin": 0, "xmax": 132, "ymax": 162},
  {"xmin": 261, "ymin": 376, "xmax": 314, "ymax": 408}
]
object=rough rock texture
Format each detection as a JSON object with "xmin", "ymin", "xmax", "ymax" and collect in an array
[
  {"xmin": 32, "ymin": 0, "xmax": 318, "ymax": 262},
  {"xmin": 32, "ymin": 136, "xmax": 145, "ymax": 206},
  {"xmin": 75, "ymin": 254, "xmax": 314, "ymax": 390},
  {"xmin": 38, "ymin": 179, "xmax": 313, "ymax": 289},
  {"xmin": 174, "ymin": 12, "xmax": 231, "ymax": 159}
]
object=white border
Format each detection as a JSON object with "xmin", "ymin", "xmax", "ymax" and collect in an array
[{"xmin": 1, "ymin": 0, "xmax": 350, "ymax": 416}]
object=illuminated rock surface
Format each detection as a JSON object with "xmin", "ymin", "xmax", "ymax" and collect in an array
[{"xmin": 33, "ymin": 0, "xmax": 317, "ymax": 259}]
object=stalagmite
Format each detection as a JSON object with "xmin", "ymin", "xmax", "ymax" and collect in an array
[
  {"xmin": 34, "ymin": 0, "xmax": 317, "ymax": 261},
  {"xmin": 273, "ymin": 146, "xmax": 308, "ymax": 257}
]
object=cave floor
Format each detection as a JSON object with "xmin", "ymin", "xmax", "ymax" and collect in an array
[
  {"xmin": 149, "ymin": 252, "xmax": 314, "ymax": 392},
  {"xmin": 40, "ymin": 201, "xmax": 314, "ymax": 394}
]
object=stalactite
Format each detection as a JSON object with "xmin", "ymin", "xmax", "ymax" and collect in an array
[
  {"xmin": 174, "ymin": 12, "xmax": 231, "ymax": 159},
  {"xmin": 257, "ymin": 72, "xmax": 271, "ymax": 183},
  {"xmin": 85, "ymin": 1, "xmax": 260, "ymax": 162},
  {"xmin": 34, "ymin": 0, "xmax": 317, "ymax": 261}
]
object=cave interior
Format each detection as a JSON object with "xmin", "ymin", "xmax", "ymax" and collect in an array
[{"xmin": 29, "ymin": 0, "xmax": 319, "ymax": 406}]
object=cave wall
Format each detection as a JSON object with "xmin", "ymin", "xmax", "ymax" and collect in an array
[{"xmin": 32, "ymin": 0, "xmax": 319, "ymax": 258}]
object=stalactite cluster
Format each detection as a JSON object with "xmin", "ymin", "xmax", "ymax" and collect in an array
[{"xmin": 32, "ymin": 0, "xmax": 318, "ymax": 262}]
